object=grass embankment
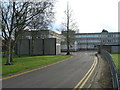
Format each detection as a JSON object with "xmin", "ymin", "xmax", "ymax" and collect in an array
[
  {"xmin": 2, "ymin": 55, "xmax": 71, "ymax": 75},
  {"xmin": 111, "ymin": 54, "xmax": 120, "ymax": 73}
]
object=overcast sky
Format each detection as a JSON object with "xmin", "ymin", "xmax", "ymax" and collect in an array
[{"xmin": 53, "ymin": 0, "xmax": 119, "ymax": 33}]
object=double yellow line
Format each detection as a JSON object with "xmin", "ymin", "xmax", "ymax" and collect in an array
[
  {"xmin": 73, "ymin": 57, "xmax": 98, "ymax": 89},
  {"xmin": 0, "ymin": 56, "xmax": 73, "ymax": 81},
  {"xmin": 1, "ymin": 56, "xmax": 98, "ymax": 89}
]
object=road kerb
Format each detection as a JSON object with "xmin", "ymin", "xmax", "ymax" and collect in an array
[
  {"xmin": 73, "ymin": 56, "xmax": 98, "ymax": 90},
  {"xmin": 79, "ymin": 57, "xmax": 98, "ymax": 88},
  {"xmin": 1, "ymin": 56, "xmax": 73, "ymax": 81}
]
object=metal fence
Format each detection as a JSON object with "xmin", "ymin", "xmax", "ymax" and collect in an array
[{"xmin": 101, "ymin": 49, "xmax": 120, "ymax": 90}]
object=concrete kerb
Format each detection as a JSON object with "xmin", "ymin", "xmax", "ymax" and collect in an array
[
  {"xmin": 93, "ymin": 53, "xmax": 113, "ymax": 88},
  {"xmin": 88, "ymin": 53, "xmax": 100, "ymax": 88}
]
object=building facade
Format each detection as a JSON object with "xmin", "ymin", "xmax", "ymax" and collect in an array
[
  {"xmin": 17, "ymin": 29, "xmax": 120, "ymax": 54},
  {"xmin": 61, "ymin": 30, "xmax": 120, "ymax": 53},
  {"xmin": 21, "ymin": 29, "xmax": 64, "ymax": 42},
  {"xmin": 16, "ymin": 30, "xmax": 65, "ymax": 55},
  {"xmin": 75, "ymin": 31, "xmax": 120, "ymax": 50},
  {"xmin": 61, "ymin": 30, "xmax": 77, "ymax": 52}
]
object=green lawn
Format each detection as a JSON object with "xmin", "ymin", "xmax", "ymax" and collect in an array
[
  {"xmin": 2, "ymin": 55, "xmax": 71, "ymax": 75},
  {"xmin": 111, "ymin": 54, "xmax": 120, "ymax": 72}
]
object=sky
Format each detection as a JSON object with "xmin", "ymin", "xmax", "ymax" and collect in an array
[{"xmin": 53, "ymin": 0, "xmax": 120, "ymax": 33}]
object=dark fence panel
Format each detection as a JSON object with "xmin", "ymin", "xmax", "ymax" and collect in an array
[
  {"xmin": 16, "ymin": 38, "xmax": 58, "ymax": 56},
  {"xmin": 30, "ymin": 39, "xmax": 43, "ymax": 55},
  {"xmin": 16, "ymin": 39, "xmax": 30, "ymax": 55},
  {"xmin": 44, "ymin": 38, "xmax": 56, "ymax": 55}
]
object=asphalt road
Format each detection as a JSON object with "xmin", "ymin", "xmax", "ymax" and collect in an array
[{"xmin": 2, "ymin": 51, "xmax": 97, "ymax": 88}]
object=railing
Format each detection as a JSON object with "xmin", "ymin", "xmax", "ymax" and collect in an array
[{"xmin": 101, "ymin": 49, "xmax": 120, "ymax": 90}]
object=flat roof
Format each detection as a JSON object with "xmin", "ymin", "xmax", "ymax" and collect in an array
[{"xmin": 75, "ymin": 32, "xmax": 120, "ymax": 35}]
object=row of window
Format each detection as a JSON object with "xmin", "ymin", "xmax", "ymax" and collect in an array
[
  {"xmin": 77, "ymin": 40, "xmax": 100, "ymax": 43},
  {"xmin": 106, "ymin": 40, "xmax": 118, "ymax": 43},
  {"xmin": 75, "ymin": 34, "xmax": 119, "ymax": 38},
  {"xmin": 75, "ymin": 35, "xmax": 100, "ymax": 38},
  {"xmin": 77, "ymin": 45, "xmax": 95, "ymax": 48},
  {"xmin": 23, "ymin": 34, "xmax": 61, "ymax": 39},
  {"xmin": 76, "ymin": 39, "xmax": 119, "ymax": 43}
]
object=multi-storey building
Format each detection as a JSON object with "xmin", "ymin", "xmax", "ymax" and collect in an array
[
  {"xmin": 61, "ymin": 30, "xmax": 77, "ymax": 52},
  {"xmin": 61, "ymin": 30, "xmax": 120, "ymax": 53},
  {"xmin": 75, "ymin": 31, "xmax": 120, "ymax": 50},
  {"xmin": 17, "ymin": 29, "xmax": 120, "ymax": 53}
]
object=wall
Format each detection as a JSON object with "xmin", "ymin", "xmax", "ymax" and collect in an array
[
  {"xmin": 111, "ymin": 46, "xmax": 120, "ymax": 53},
  {"xmin": 98, "ymin": 45, "xmax": 120, "ymax": 53},
  {"xmin": 16, "ymin": 39, "xmax": 30, "ymax": 55},
  {"xmin": 16, "ymin": 38, "xmax": 60, "ymax": 55},
  {"xmin": 56, "ymin": 44, "xmax": 61, "ymax": 55},
  {"xmin": 30, "ymin": 39, "xmax": 43, "ymax": 55},
  {"xmin": 44, "ymin": 38, "xmax": 56, "ymax": 55}
]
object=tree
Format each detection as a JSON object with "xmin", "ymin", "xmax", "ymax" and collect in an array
[
  {"xmin": 24, "ymin": 1, "xmax": 55, "ymax": 55},
  {"xmin": 0, "ymin": 1, "xmax": 55, "ymax": 65},
  {"xmin": 102, "ymin": 29, "xmax": 108, "ymax": 33},
  {"xmin": 28, "ymin": 1, "xmax": 55, "ymax": 30},
  {"xmin": 26, "ymin": 1, "xmax": 55, "ymax": 55},
  {"xmin": 61, "ymin": 2, "xmax": 79, "ymax": 55}
]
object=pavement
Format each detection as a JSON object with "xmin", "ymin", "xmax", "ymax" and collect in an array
[
  {"xmin": 2, "ymin": 51, "xmax": 98, "ymax": 88},
  {"xmin": 90, "ymin": 54, "xmax": 112, "ymax": 88}
]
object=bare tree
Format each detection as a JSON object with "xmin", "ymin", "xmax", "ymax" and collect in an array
[
  {"xmin": 28, "ymin": 1, "xmax": 55, "ymax": 30},
  {"xmin": 26, "ymin": 1, "xmax": 55, "ymax": 55},
  {"xmin": 61, "ymin": 2, "xmax": 79, "ymax": 55},
  {"xmin": 0, "ymin": 1, "xmax": 55, "ymax": 65}
]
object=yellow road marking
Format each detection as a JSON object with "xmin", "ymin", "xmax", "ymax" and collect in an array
[
  {"xmin": 73, "ymin": 58, "xmax": 95, "ymax": 89},
  {"xmin": 79, "ymin": 57, "xmax": 98, "ymax": 89},
  {"xmin": 73, "ymin": 57, "xmax": 98, "ymax": 90},
  {"xmin": 0, "ymin": 56, "xmax": 73, "ymax": 81}
]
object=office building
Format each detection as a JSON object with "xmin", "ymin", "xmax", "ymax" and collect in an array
[{"xmin": 61, "ymin": 30, "xmax": 120, "ymax": 53}]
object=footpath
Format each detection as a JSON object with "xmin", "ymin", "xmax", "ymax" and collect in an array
[{"xmin": 90, "ymin": 54, "xmax": 112, "ymax": 88}]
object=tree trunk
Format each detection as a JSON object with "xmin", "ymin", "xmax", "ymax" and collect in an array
[
  {"xmin": 66, "ymin": 3, "xmax": 70, "ymax": 55},
  {"xmin": 66, "ymin": 37, "xmax": 70, "ymax": 55},
  {"xmin": 66, "ymin": 8, "xmax": 70, "ymax": 55},
  {"xmin": 5, "ymin": 39, "xmax": 12, "ymax": 65},
  {"xmin": 66, "ymin": 30, "xmax": 70, "ymax": 55},
  {"xmin": 10, "ymin": 47, "xmax": 13, "ymax": 62}
]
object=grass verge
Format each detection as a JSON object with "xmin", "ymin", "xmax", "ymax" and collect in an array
[
  {"xmin": 2, "ymin": 55, "xmax": 71, "ymax": 75},
  {"xmin": 110, "ymin": 54, "xmax": 120, "ymax": 73}
]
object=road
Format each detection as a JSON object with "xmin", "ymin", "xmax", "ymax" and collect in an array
[{"xmin": 2, "ymin": 51, "xmax": 98, "ymax": 88}]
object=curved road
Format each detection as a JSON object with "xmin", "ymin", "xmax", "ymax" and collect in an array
[{"xmin": 2, "ymin": 51, "xmax": 97, "ymax": 88}]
